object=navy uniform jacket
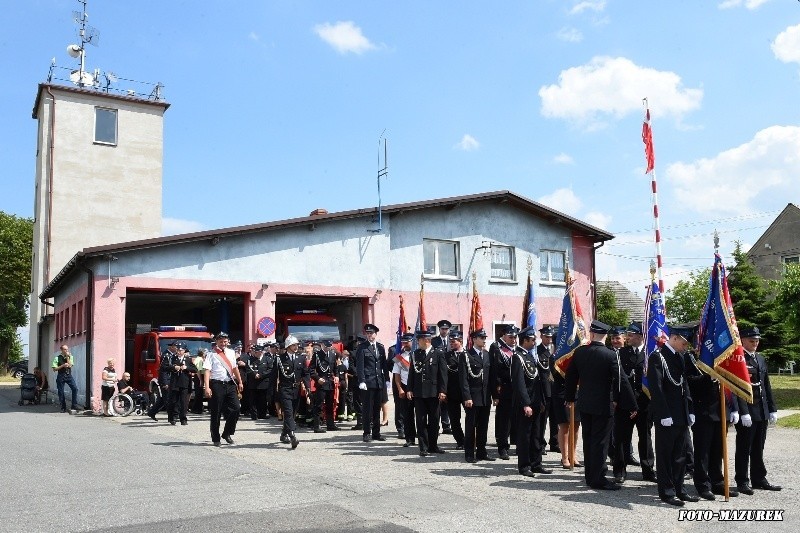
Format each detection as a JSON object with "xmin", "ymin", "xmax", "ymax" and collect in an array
[
  {"xmin": 512, "ymin": 347, "xmax": 545, "ymax": 411},
  {"xmin": 564, "ymin": 341, "xmax": 621, "ymax": 417},
  {"xmin": 158, "ymin": 349, "xmax": 177, "ymax": 386},
  {"xmin": 274, "ymin": 352, "xmax": 311, "ymax": 398},
  {"xmin": 647, "ymin": 344, "xmax": 693, "ymax": 425},
  {"xmin": 684, "ymin": 351, "xmax": 737, "ymax": 422},
  {"xmin": 166, "ymin": 353, "xmax": 197, "ymax": 390},
  {"xmin": 619, "ymin": 344, "xmax": 648, "ymax": 408},
  {"xmin": 246, "ymin": 353, "xmax": 274, "ymax": 390},
  {"xmin": 459, "ymin": 347, "xmax": 494, "ymax": 407},
  {"xmin": 407, "ymin": 347, "xmax": 447, "ymax": 399},
  {"xmin": 310, "ymin": 349, "xmax": 338, "ymax": 391},
  {"xmin": 736, "ymin": 351, "xmax": 776, "ymax": 422},
  {"xmin": 444, "ymin": 349, "xmax": 464, "ymax": 402},
  {"xmin": 431, "ymin": 336, "xmax": 450, "ymax": 351},
  {"xmin": 489, "ymin": 340, "xmax": 515, "ymax": 401},
  {"xmin": 355, "ymin": 341, "xmax": 388, "ymax": 389},
  {"xmin": 535, "ymin": 344, "xmax": 553, "ymax": 401}
]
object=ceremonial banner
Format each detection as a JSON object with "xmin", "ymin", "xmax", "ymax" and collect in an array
[
  {"xmin": 642, "ymin": 108, "xmax": 655, "ymax": 174},
  {"xmin": 553, "ymin": 273, "xmax": 586, "ymax": 377},
  {"xmin": 468, "ymin": 279, "xmax": 484, "ymax": 349},
  {"xmin": 521, "ymin": 271, "xmax": 537, "ymax": 331},
  {"xmin": 394, "ymin": 295, "xmax": 409, "ymax": 363},
  {"xmin": 696, "ymin": 254, "xmax": 753, "ymax": 403},
  {"xmin": 413, "ymin": 280, "xmax": 427, "ymax": 349},
  {"xmin": 642, "ymin": 280, "xmax": 669, "ymax": 398}
]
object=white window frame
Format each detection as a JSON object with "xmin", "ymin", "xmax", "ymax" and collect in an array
[
  {"xmin": 783, "ymin": 255, "xmax": 799, "ymax": 264},
  {"xmin": 540, "ymin": 249, "xmax": 567, "ymax": 285},
  {"xmin": 489, "ymin": 244, "xmax": 516, "ymax": 283},
  {"xmin": 94, "ymin": 107, "xmax": 118, "ymax": 146},
  {"xmin": 491, "ymin": 320, "xmax": 517, "ymax": 344},
  {"xmin": 423, "ymin": 239, "xmax": 460, "ymax": 280}
]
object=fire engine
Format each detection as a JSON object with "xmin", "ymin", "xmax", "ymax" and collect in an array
[
  {"xmin": 276, "ymin": 311, "xmax": 344, "ymax": 352},
  {"xmin": 131, "ymin": 325, "xmax": 214, "ymax": 392}
]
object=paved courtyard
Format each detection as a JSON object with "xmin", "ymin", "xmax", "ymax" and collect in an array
[{"xmin": 0, "ymin": 383, "xmax": 796, "ymax": 532}]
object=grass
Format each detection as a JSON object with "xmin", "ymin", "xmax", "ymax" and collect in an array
[
  {"xmin": 770, "ymin": 374, "xmax": 800, "ymax": 410},
  {"xmin": 777, "ymin": 413, "xmax": 800, "ymax": 429},
  {"xmin": 0, "ymin": 374, "xmax": 20, "ymax": 383}
]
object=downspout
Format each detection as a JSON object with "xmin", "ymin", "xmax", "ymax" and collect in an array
[
  {"xmin": 44, "ymin": 86, "xmax": 56, "ymax": 286},
  {"xmin": 592, "ymin": 240, "xmax": 606, "ymax": 320},
  {"xmin": 79, "ymin": 261, "xmax": 94, "ymax": 410}
]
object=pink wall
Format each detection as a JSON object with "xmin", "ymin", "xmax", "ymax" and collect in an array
[{"xmin": 571, "ymin": 233, "xmax": 596, "ymax": 321}]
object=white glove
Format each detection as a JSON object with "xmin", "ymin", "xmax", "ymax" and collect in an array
[
  {"xmin": 728, "ymin": 412, "xmax": 740, "ymax": 425},
  {"xmin": 741, "ymin": 414, "xmax": 752, "ymax": 427},
  {"xmin": 769, "ymin": 412, "xmax": 778, "ymax": 424},
  {"xmin": 358, "ymin": 382, "xmax": 367, "ymax": 391},
  {"xmin": 385, "ymin": 380, "xmax": 391, "ymax": 389},
  {"xmin": 660, "ymin": 417, "xmax": 673, "ymax": 427},
  {"xmin": 689, "ymin": 414, "xmax": 695, "ymax": 426}
]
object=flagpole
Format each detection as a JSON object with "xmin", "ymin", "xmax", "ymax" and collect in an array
[
  {"xmin": 643, "ymin": 98, "xmax": 665, "ymax": 294},
  {"xmin": 712, "ymin": 230, "xmax": 731, "ymax": 502}
]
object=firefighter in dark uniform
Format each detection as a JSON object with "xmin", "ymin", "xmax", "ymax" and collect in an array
[
  {"xmin": 735, "ymin": 326, "xmax": 781, "ymax": 494},
  {"xmin": 355, "ymin": 324, "xmax": 388, "ymax": 442},
  {"xmin": 235, "ymin": 341, "xmax": 250, "ymax": 416},
  {"xmin": 432, "ymin": 319, "xmax": 453, "ymax": 434},
  {"xmin": 407, "ymin": 329, "xmax": 447, "ymax": 456},
  {"xmin": 609, "ymin": 325, "xmax": 643, "ymax": 484},
  {"xmin": 648, "ymin": 325, "xmax": 697, "ymax": 506},
  {"xmin": 565, "ymin": 320, "xmax": 630, "ymax": 491},
  {"xmin": 310, "ymin": 340, "xmax": 340, "ymax": 432},
  {"xmin": 166, "ymin": 342, "xmax": 197, "ymax": 425},
  {"xmin": 392, "ymin": 333, "xmax": 417, "ymax": 447},
  {"xmin": 443, "ymin": 329, "xmax": 466, "ymax": 449},
  {"xmin": 148, "ymin": 341, "xmax": 177, "ymax": 421},
  {"xmin": 245, "ymin": 344, "xmax": 274, "ymax": 420},
  {"xmin": 684, "ymin": 342, "xmax": 740, "ymax": 499},
  {"xmin": 534, "ymin": 326, "xmax": 553, "ymax": 457},
  {"xmin": 459, "ymin": 328, "xmax": 496, "ymax": 463},
  {"xmin": 273, "ymin": 335, "xmax": 310, "ymax": 449},
  {"xmin": 540, "ymin": 326, "xmax": 560, "ymax": 453},
  {"xmin": 490, "ymin": 325, "xmax": 519, "ymax": 460},
  {"xmin": 513, "ymin": 327, "xmax": 552, "ymax": 477},
  {"xmin": 346, "ymin": 337, "xmax": 364, "ymax": 427}
]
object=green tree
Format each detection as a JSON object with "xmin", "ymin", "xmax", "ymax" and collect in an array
[
  {"xmin": 0, "ymin": 211, "xmax": 33, "ymax": 371},
  {"xmin": 665, "ymin": 268, "xmax": 710, "ymax": 324},
  {"xmin": 772, "ymin": 263, "xmax": 800, "ymax": 365},
  {"xmin": 596, "ymin": 284, "xmax": 629, "ymax": 328}
]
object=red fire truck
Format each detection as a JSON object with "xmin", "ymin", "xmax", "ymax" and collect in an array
[
  {"xmin": 131, "ymin": 325, "xmax": 214, "ymax": 391},
  {"xmin": 276, "ymin": 311, "xmax": 344, "ymax": 352}
]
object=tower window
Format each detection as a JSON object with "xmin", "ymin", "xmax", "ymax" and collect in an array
[{"xmin": 94, "ymin": 107, "xmax": 117, "ymax": 145}]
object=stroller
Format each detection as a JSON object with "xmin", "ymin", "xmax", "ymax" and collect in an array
[{"xmin": 19, "ymin": 374, "xmax": 37, "ymax": 406}]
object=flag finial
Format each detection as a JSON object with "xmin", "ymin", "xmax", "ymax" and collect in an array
[
  {"xmin": 526, "ymin": 255, "xmax": 533, "ymax": 273},
  {"xmin": 650, "ymin": 259, "xmax": 656, "ymax": 282},
  {"xmin": 713, "ymin": 229, "xmax": 720, "ymax": 252}
]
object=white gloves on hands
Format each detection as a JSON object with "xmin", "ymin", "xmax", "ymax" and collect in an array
[
  {"xmin": 660, "ymin": 417, "xmax": 673, "ymax": 427},
  {"xmin": 728, "ymin": 412, "xmax": 740, "ymax": 425},
  {"xmin": 769, "ymin": 412, "xmax": 778, "ymax": 424},
  {"xmin": 741, "ymin": 414, "xmax": 752, "ymax": 427},
  {"xmin": 358, "ymin": 382, "xmax": 367, "ymax": 391},
  {"xmin": 689, "ymin": 414, "xmax": 695, "ymax": 426}
]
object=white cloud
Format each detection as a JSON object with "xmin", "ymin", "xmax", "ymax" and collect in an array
[
  {"xmin": 584, "ymin": 211, "xmax": 612, "ymax": 230},
  {"xmin": 556, "ymin": 27, "xmax": 583, "ymax": 43},
  {"xmin": 313, "ymin": 21, "xmax": 376, "ymax": 55},
  {"xmin": 553, "ymin": 152, "xmax": 575, "ymax": 165},
  {"xmin": 538, "ymin": 188, "xmax": 582, "ymax": 215},
  {"xmin": 569, "ymin": 1, "xmax": 606, "ymax": 15},
  {"xmin": 666, "ymin": 125, "xmax": 800, "ymax": 214},
  {"xmin": 455, "ymin": 134, "xmax": 480, "ymax": 151},
  {"xmin": 162, "ymin": 217, "xmax": 206, "ymax": 236},
  {"xmin": 718, "ymin": 0, "xmax": 771, "ymax": 9},
  {"xmin": 539, "ymin": 56, "xmax": 703, "ymax": 127},
  {"xmin": 772, "ymin": 24, "xmax": 800, "ymax": 64},
  {"xmin": 248, "ymin": 31, "xmax": 260, "ymax": 41}
]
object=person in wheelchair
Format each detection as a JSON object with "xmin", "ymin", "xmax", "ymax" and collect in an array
[{"xmin": 116, "ymin": 372, "xmax": 149, "ymax": 414}]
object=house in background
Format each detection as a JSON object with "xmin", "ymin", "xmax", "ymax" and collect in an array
[
  {"xmin": 747, "ymin": 203, "xmax": 800, "ymax": 280},
  {"xmin": 596, "ymin": 280, "xmax": 645, "ymax": 323}
]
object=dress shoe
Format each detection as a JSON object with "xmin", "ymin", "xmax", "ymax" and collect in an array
[
  {"xmin": 498, "ymin": 451, "xmax": 510, "ymax": 461},
  {"xmin": 362, "ymin": 435, "xmax": 372, "ymax": 443},
  {"xmin": 280, "ymin": 434, "xmax": 290, "ymax": 444},
  {"xmin": 442, "ymin": 427, "xmax": 452, "ymax": 434},
  {"xmin": 678, "ymin": 493, "xmax": 700, "ymax": 503},
  {"xmin": 222, "ymin": 435, "xmax": 234, "ymax": 444},
  {"xmin": 614, "ymin": 475, "xmax": 626, "ymax": 484},
  {"xmin": 477, "ymin": 455, "xmax": 496, "ymax": 462},
  {"xmin": 397, "ymin": 432, "xmax": 405, "ymax": 440},
  {"xmin": 290, "ymin": 435, "xmax": 299, "ymax": 449},
  {"xmin": 373, "ymin": 434, "xmax": 387, "ymax": 441},
  {"xmin": 737, "ymin": 483, "xmax": 754, "ymax": 496},
  {"xmin": 532, "ymin": 466, "xmax": 553, "ymax": 474},
  {"xmin": 712, "ymin": 485, "xmax": 738, "ymax": 497},
  {"xmin": 550, "ymin": 445, "xmax": 561, "ymax": 453},
  {"xmin": 561, "ymin": 462, "xmax": 572, "ymax": 470},
  {"xmin": 520, "ymin": 469, "xmax": 536, "ymax": 478},
  {"xmin": 684, "ymin": 471, "xmax": 693, "ymax": 480},
  {"xmin": 596, "ymin": 482, "xmax": 620, "ymax": 491},
  {"xmin": 213, "ymin": 441, "xmax": 221, "ymax": 447},
  {"xmin": 419, "ymin": 451, "xmax": 429, "ymax": 457},
  {"xmin": 753, "ymin": 480, "xmax": 782, "ymax": 491},
  {"xmin": 169, "ymin": 420, "xmax": 176, "ymax": 426},
  {"xmin": 264, "ymin": 414, "xmax": 271, "ymax": 419},
  {"xmin": 180, "ymin": 420, "xmax": 188, "ymax": 426},
  {"xmin": 642, "ymin": 472, "xmax": 658, "ymax": 483},
  {"xmin": 313, "ymin": 427, "xmax": 327, "ymax": 433},
  {"xmin": 573, "ymin": 461, "xmax": 583, "ymax": 468},
  {"xmin": 403, "ymin": 442, "xmax": 411, "ymax": 447},
  {"xmin": 661, "ymin": 496, "xmax": 684, "ymax": 507},
  {"xmin": 327, "ymin": 425, "xmax": 341, "ymax": 431},
  {"xmin": 466, "ymin": 457, "xmax": 477, "ymax": 464},
  {"xmin": 147, "ymin": 413, "xmax": 157, "ymax": 421},
  {"xmin": 352, "ymin": 424, "xmax": 363, "ymax": 431},
  {"xmin": 455, "ymin": 444, "xmax": 464, "ymax": 450},
  {"xmin": 432, "ymin": 447, "xmax": 447, "ymax": 454},
  {"xmin": 626, "ymin": 456, "xmax": 641, "ymax": 467},
  {"xmin": 250, "ymin": 414, "xmax": 257, "ymax": 420},
  {"xmin": 60, "ymin": 408, "xmax": 67, "ymax": 413},
  {"xmin": 699, "ymin": 491, "xmax": 716, "ymax": 501}
]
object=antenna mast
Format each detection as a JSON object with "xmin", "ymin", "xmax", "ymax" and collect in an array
[{"xmin": 370, "ymin": 130, "xmax": 389, "ymax": 233}]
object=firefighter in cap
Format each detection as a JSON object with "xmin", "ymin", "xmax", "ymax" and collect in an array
[
  {"xmin": 407, "ymin": 329, "xmax": 448, "ymax": 456},
  {"xmin": 166, "ymin": 341, "xmax": 197, "ymax": 426},
  {"xmin": 274, "ymin": 335, "xmax": 310, "ymax": 449},
  {"xmin": 443, "ymin": 329, "xmax": 466, "ymax": 449},
  {"xmin": 490, "ymin": 324, "xmax": 519, "ymax": 460},
  {"xmin": 513, "ymin": 327, "xmax": 552, "ymax": 477},
  {"xmin": 460, "ymin": 328, "xmax": 496, "ymax": 463},
  {"xmin": 310, "ymin": 340, "xmax": 340, "ymax": 432},
  {"xmin": 355, "ymin": 324, "xmax": 388, "ymax": 442}
]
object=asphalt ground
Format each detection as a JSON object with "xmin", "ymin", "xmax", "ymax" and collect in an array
[{"xmin": 0, "ymin": 383, "xmax": 796, "ymax": 533}]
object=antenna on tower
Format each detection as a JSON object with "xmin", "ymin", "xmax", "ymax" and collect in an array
[
  {"xmin": 369, "ymin": 130, "xmax": 389, "ymax": 233},
  {"xmin": 67, "ymin": 0, "xmax": 100, "ymax": 87}
]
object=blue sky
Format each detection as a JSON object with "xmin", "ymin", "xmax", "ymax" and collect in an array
[{"xmin": 2, "ymin": 0, "xmax": 799, "ymax": 299}]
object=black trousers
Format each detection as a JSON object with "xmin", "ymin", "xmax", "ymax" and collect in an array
[
  {"xmin": 654, "ymin": 423, "xmax": 689, "ymax": 498},
  {"xmin": 279, "ymin": 386, "xmax": 300, "ymax": 436},
  {"xmin": 440, "ymin": 406, "xmax": 451, "ymax": 429},
  {"xmin": 735, "ymin": 420, "xmax": 768, "ymax": 485},
  {"xmin": 249, "ymin": 388, "xmax": 271, "ymax": 418},
  {"xmin": 536, "ymin": 402, "xmax": 548, "ymax": 453},
  {"xmin": 495, "ymin": 397, "xmax": 512, "ymax": 452},
  {"xmin": 314, "ymin": 388, "xmax": 336, "ymax": 427},
  {"xmin": 209, "ymin": 380, "xmax": 240, "ymax": 443},
  {"xmin": 362, "ymin": 388, "xmax": 382, "ymax": 437},
  {"xmin": 464, "ymin": 405, "xmax": 491, "ymax": 460},
  {"xmin": 168, "ymin": 387, "xmax": 189, "ymax": 423},
  {"xmin": 516, "ymin": 406, "xmax": 544, "ymax": 472},
  {"xmin": 445, "ymin": 395, "xmax": 465, "ymax": 446},
  {"xmin": 548, "ymin": 397, "xmax": 559, "ymax": 448},
  {"xmin": 395, "ymin": 394, "xmax": 416, "ymax": 442},
  {"xmin": 148, "ymin": 384, "xmax": 169, "ymax": 417},
  {"xmin": 414, "ymin": 396, "xmax": 441, "ymax": 453},
  {"xmin": 613, "ymin": 408, "xmax": 655, "ymax": 478},
  {"xmin": 692, "ymin": 419, "xmax": 724, "ymax": 492},
  {"xmin": 191, "ymin": 375, "xmax": 204, "ymax": 413},
  {"xmin": 392, "ymin": 383, "xmax": 404, "ymax": 434},
  {"xmin": 580, "ymin": 411, "xmax": 613, "ymax": 488}
]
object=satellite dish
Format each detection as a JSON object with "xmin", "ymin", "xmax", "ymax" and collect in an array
[
  {"xmin": 67, "ymin": 44, "xmax": 82, "ymax": 58},
  {"xmin": 69, "ymin": 69, "xmax": 94, "ymax": 86}
]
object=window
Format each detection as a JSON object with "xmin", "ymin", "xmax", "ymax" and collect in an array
[
  {"xmin": 540, "ymin": 250, "xmax": 566, "ymax": 283},
  {"xmin": 94, "ymin": 107, "xmax": 118, "ymax": 145},
  {"xmin": 490, "ymin": 245, "xmax": 515, "ymax": 281},
  {"xmin": 423, "ymin": 239, "xmax": 459, "ymax": 278},
  {"xmin": 784, "ymin": 255, "xmax": 799, "ymax": 264}
]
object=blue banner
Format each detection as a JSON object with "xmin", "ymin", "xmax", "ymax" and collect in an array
[
  {"xmin": 642, "ymin": 280, "xmax": 669, "ymax": 398},
  {"xmin": 523, "ymin": 272, "xmax": 537, "ymax": 330},
  {"xmin": 553, "ymin": 280, "xmax": 586, "ymax": 376}
]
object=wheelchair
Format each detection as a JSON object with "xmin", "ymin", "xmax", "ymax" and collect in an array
[{"xmin": 108, "ymin": 390, "xmax": 149, "ymax": 417}]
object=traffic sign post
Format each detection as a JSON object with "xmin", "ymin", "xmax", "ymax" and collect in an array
[{"xmin": 257, "ymin": 316, "xmax": 276, "ymax": 337}]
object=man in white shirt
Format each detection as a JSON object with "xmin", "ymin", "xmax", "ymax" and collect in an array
[
  {"xmin": 203, "ymin": 332, "xmax": 244, "ymax": 447},
  {"xmin": 392, "ymin": 333, "xmax": 416, "ymax": 447}
]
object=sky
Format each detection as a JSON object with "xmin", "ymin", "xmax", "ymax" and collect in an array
[{"xmin": 2, "ymin": 0, "xmax": 800, "ymax": 306}]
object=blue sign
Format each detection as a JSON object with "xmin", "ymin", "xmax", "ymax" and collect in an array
[{"xmin": 257, "ymin": 316, "xmax": 276, "ymax": 337}]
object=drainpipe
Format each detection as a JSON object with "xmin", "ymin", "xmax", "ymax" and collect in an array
[
  {"xmin": 44, "ymin": 86, "xmax": 56, "ymax": 288},
  {"xmin": 79, "ymin": 261, "xmax": 94, "ymax": 410},
  {"xmin": 592, "ymin": 240, "xmax": 606, "ymax": 319}
]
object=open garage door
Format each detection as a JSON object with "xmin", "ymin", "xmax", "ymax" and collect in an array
[{"xmin": 274, "ymin": 295, "xmax": 366, "ymax": 349}]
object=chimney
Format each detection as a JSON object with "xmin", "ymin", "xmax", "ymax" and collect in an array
[{"xmin": 309, "ymin": 208, "xmax": 328, "ymax": 216}]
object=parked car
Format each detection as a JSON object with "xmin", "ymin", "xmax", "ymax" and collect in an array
[{"xmin": 7, "ymin": 359, "xmax": 29, "ymax": 379}]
